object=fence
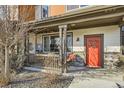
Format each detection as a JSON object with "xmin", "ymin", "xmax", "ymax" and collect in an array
[{"xmin": 30, "ymin": 54, "xmax": 62, "ymax": 73}]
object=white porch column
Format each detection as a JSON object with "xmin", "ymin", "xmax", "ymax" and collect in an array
[
  {"xmin": 59, "ymin": 25, "xmax": 67, "ymax": 73},
  {"xmin": 63, "ymin": 25, "xmax": 67, "ymax": 73},
  {"xmin": 59, "ymin": 26, "xmax": 63, "ymax": 73}
]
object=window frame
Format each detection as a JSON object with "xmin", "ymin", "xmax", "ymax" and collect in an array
[
  {"xmin": 65, "ymin": 5, "xmax": 92, "ymax": 13},
  {"xmin": 41, "ymin": 5, "xmax": 49, "ymax": 18},
  {"xmin": 66, "ymin": 5, "xmax": 80, "ymax": 12},
  {"xmin": 121, "ymin": 26, "xmax": 124, "ymax": 32},
  {"xmin": 121, "ymin": 26, "xmax": 124, "ymax": 55},
  {"xmin": 43, "ymin": 36, "xmax": 50, "ymax": 52},
  {"xmin": 66, "ymin": 5, "xmax": 90, "ymax": 12},
  {"xmin": 42, "ymin": 32, "xmax": 73, "ymax": 53}
]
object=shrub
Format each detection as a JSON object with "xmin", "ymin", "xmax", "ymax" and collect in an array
[
  {"xmin": 116, "ymin": 55, "xmax": 124, "ymax": 67},
  {"xmin": 10, "ymin": 54, "xmax": 26, "ymax": 73}
]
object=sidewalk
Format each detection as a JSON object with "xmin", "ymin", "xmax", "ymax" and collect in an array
[
  {"xmin": 68, "ymin": 70, "xmax": 124, "ymax": 88},
  {"xmin": 69, "ymin": 77, "xmax": 118, "ymax": 88}
]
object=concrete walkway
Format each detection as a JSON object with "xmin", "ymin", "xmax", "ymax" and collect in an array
[
  {"xmin": 23, "ymin": 66, "xmax": 124, "ymax": 88},
  {"xmin": 69, "ymin": 77, "xmax": 118, "ymax": 88}
]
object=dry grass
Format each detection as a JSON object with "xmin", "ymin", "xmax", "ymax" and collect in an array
[
  {"xmin": 41, "ymin": 74, "xmax": 64, "ymax": 88},
  {"xmin": 42, "ymin": 73, "xmax": 60, "ymax": 86},
  {"xmin": 0, "ymin": 74, "xmax": 10, "ymax": 87},
  {"xmin": 39, "ymin": 73, "xmax": 74, "ymax": 88},
  {"xmin": 116, "ymin": 55, "xmax": 124, "ymax": 69}
]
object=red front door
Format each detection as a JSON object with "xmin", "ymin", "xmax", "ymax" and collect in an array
[{"xmin": 85, "ymin": 35, "xmax": 103, "ymax": 68}]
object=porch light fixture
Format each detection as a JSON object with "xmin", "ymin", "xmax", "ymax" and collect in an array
[{"xmin": 76, "ymin": 37, "xmax": 80, "ymax": 41}]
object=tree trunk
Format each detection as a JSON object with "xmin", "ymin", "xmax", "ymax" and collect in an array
[
  {"xmin": 4, "ymin": 46, "xmax": 10, "ymax": 79},
  {"xmin": 1, "ymin": 61, "xmax": 5, "ymax": 75},
  {"xmin": 0, "ymin": 46, "xmax": 4, "ymax": 75}
]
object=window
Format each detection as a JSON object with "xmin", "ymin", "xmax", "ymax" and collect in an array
[
  {"xmin": 66, "ymin": 5, "xmax": 88, "ymax": 11},
  {"xmin": 121, "ymin": 26, "xmax": 124, "ymax": 54},
  {"xmin": 44, "ymin": 36, "xmax": 49, "ymax": 52},
  {"xmin": 42, "ymin": 5, "xmax": 48, "ymax": 18},
  {"xmin": 67, "ymin": 34, "xmax": 73, "ymax": 52},
  {"xmin": 0, "ymin": 6, "xmax": 3, "ymax": 19},
  {"xmin": 43, "ymin": 33, "xmax": 73, "ymax": 52},
  {"xmin": 80, "ymin": 5, "xmax": 88, "ymax": 7},
  {"xmin": 121, "ymin": 36, "xmax": 124, "ymax": 55},
  {"xmin": 43, "ymin": 35, "xmax": 60, "ymax": 52},
  {"xmin": 0, "ymin": 5, "xmax": 6, "ymax": 20},
  {"xmin": 122, "ymin": 26, "xmax": 124, "ymax": 32},
  {"xmin": 50, "ymin": 36, "xmax": 59, "ymax": 52},
  {"xmin": 67, "ymin": 5, "xmax": 79, "ymax": 11}
]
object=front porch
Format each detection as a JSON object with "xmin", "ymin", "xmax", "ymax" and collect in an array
[
  {"xmin": 25, "ymin": 6, "xmax": 124, "ymax": 73},
  {"xmin": 26, "ymin": 26, "xmax": 120, "ymax": 74}
]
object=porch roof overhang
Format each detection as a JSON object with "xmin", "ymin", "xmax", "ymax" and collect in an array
[{"xmin": 28, "ymin": 5, "xmax": 124, "ymax": 34}]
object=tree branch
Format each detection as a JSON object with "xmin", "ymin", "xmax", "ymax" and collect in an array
[{"xmin": 0, "ymin": 41, "xmax": 6, "ymax": 46}]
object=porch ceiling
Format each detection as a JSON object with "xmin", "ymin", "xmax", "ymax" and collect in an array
[
  {"xmin": 29, "ymin": 5, "xmax": 124, "ymax": 34},
  {"xmin": 68, "ymin": 16, "xmax": 122, "ymax": 30}
]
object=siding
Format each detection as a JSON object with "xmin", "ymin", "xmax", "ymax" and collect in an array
[
  {"xmin": 35, "ymin": 5, "xmax": 42, "ymax": 20},
  {"xmin": 72, "ymin": 25, "xmax": 120, "ymax": 53},
  {"xmin": 18, "ymin": 5, "xmax": 35, "ymax": 21},
  {"xmin": 49, "ymin": 5, "xmax": 65, "ymax": 16},
  {"xmin": 29, "ymin": 25, "xmax": 120, "ymax": 54}
]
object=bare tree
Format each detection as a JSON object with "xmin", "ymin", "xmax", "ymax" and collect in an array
[{"xmin": 0, "ymin": 5, "xmax": 33, "ymax": 80}]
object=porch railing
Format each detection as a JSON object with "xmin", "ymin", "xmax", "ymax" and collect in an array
[{"xmin": 36, "ymin": 54, "xmax": 62, "ymax": 73}]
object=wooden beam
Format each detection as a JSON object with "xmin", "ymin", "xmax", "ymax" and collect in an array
[
  {"xmin": 32, "ymin": 6, "xmax": 123, "ymax": 26},
  {"xmin": 33, "ymin": 11, "xmax": 124, "ymax": 30}
]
